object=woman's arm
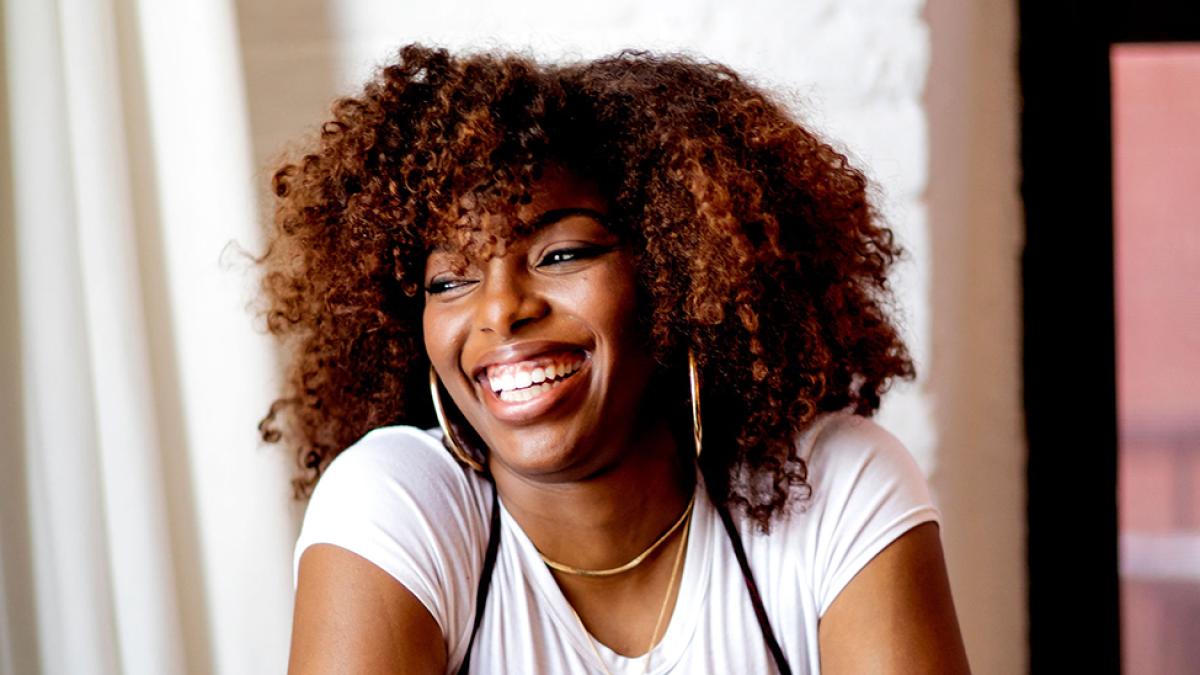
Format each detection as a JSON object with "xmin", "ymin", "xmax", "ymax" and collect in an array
[
  {"xmin": 289, "ymin": 543, "xmax": 448, "ymax": 675},
  {"xmin": 817, "ymin": 522, "xmax": 971, "ymax": 674}
]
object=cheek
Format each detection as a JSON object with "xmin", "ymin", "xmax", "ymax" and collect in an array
[
  {"xmin": 585, "ymin": 261, "xmax": 645, "ymax": 344},
  {"xmin": 422, "ymin": 306, "xmax": 455, "ymax": 372}
]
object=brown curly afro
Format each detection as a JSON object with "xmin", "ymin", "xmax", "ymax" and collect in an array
[{"xmin": 255, "ymin": 43, "xmax": 915, "ymax": 531}]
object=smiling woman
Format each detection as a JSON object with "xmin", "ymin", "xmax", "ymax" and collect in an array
[{"xmin": 257, "ymin": 44, "xmax": 971, "ymax": 674}]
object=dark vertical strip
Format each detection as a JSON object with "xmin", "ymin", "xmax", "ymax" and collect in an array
[{"xmin": 1019, "ymin": 1, "xmax": 1120, "ymax": 672}]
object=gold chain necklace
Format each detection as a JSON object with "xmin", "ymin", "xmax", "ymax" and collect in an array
[
  {"xmin": 540, "ymin": 493, "xmax": 696, "ymax": 578},
  {"xmin": 567, "ymin": 506, "xmax": 692, "ymax": 675}
]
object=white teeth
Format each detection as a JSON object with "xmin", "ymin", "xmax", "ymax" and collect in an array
[
  {"xmin": 498, "ymin": 381, "xmax": 555, "ymax": 402},
  {"xmin": 490, "ymin": 372, "xmax": 514, "ymax": 393},
  {"xmin": 487, "ymin": 356, "xmax": 584, "ymax": 398}
]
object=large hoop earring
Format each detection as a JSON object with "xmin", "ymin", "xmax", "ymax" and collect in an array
[
  {"xmin": 429, "ymin": 366, "xmax": 486, "ymax": 472},
  {"xmin": 688, "ymin": 348, "xmax": 702, "ymax": 458}
]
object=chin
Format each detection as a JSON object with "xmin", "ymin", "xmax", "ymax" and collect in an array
[{"xmin": 486, "ymin": 427, "xmax": 606, "ymax": 481}]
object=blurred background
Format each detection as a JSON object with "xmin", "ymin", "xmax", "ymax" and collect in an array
[{"xmin": 0, "ymin": 0, "xmax": 1193, "ymax": 673}]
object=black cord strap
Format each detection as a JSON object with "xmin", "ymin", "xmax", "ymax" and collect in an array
[
  {"xmin": 456, "ymin": 479, "xmax": 500, "ymax": 675},
  {"xmin": 715, "ymin": 501, "xmax": 794, "ymax": 675}
]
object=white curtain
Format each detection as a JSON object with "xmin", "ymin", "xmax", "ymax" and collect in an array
[{"xmin": 0, "ymin": 0, "xmax": 298, "ymax": 673}]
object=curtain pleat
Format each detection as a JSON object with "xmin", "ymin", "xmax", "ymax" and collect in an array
[
  {"xmin": 5, "ymin": 0, "xmax": 124, "ymax": 671},
  {"xmin": 1, "ymin": 0, "xmax": 297, "ymax": 673},
  {"xmin": 131, "ymin": 1, "xmax": 298, "ymax": 673},
  {"xmin": 58, "ymin": 0, "xmax": 189, "ymax": 671}
]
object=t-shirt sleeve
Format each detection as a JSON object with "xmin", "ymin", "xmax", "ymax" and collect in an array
[
  {"xmin": 802, "ymin": 413, "xmax": 943, "ymax": 618},
  {"xmin": 292, "ymin": 426, "xmax": 488, "ymax": 656}
]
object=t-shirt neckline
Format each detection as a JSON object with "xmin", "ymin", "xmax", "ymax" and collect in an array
[{"xmin": 497, "ymin": 471, "xmax": 714, "ymax": 674}]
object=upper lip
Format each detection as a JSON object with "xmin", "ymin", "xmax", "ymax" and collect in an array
[{"xmin": 468, "ymin": 340, "xmax": 589, "ymax": 383}]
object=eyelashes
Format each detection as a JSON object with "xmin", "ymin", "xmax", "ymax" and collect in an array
[
  {"xmin": 535, "ymin": 244, "xmax": 615, "ymax": 267},
  {"xmin": 424, "ymin": 278, "xmax": 476, "ymax": 295},
  {"xmin": 424, "ymin": 244, "xmax": 617, "ymax": 295}
]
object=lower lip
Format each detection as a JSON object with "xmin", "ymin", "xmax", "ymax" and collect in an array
[{"xmin": 480, "ymin": 358, "xmax": 591, "ymax": 424}]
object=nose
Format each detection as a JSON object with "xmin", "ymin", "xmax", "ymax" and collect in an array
[{"xmin": 474, "ymin": 261, "xmax": 549, "ymax": 338}]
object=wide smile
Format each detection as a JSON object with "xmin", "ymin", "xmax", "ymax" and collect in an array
[{"xmin": 475, "ymin": 348, "xmax": 592, "ymax": 424}]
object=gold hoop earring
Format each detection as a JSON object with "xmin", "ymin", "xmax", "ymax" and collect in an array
[
  {"xmin": 688, "ymin": 348, "xmax": 702, "ymax": 458},
  {"xmin": 429, "ymin": 366, "xmax": 485, "ymax": 472}
]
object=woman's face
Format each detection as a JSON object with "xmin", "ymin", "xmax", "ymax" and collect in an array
[{"xmin": 422, "ymin": 167, "xmax": 660, "ymax": 479}]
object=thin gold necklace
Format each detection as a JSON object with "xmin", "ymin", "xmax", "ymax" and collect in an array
[
  {"xmin": 568, "ymin": 506, "xmax": 692, "ymax": 675},
  {"xmin": 541, "ymin": 493, "xmax": 696, "ymax": 578}
]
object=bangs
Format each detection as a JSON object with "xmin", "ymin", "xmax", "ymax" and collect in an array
[{"xmin": 420, "ymin": 158, "xmax": 551, "ymax": 264}]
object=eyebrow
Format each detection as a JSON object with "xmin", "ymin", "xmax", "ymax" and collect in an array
[{"xmin": 524, "ymin": 207, "xmax": 608, "ymax": 231}]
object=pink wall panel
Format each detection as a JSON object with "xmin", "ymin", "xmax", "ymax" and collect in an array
[{"xmin": 1112, "ymin": 44, "xmax": 1200, "ymax": 423}]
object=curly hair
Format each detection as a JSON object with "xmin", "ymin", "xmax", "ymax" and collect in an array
[{"xmin": 255, "ymin": 43, "xmax": 914, "ymax": 531}]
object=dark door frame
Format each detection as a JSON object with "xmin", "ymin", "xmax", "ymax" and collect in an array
[{"xmin": 1020, "ymin": 1, "xmax": 1200, "ymax": 672}]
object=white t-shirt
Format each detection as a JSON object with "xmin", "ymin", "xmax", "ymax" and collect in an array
[{"xmin": 293, "ymin": 409, "xmax": 942, "ymax": 674}]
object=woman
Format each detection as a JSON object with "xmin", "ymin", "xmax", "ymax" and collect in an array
[{"xmin": 259, "ymin": 44, "xmax": 971, "ymax": 674}]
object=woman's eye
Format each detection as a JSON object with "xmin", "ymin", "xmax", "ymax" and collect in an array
[
  {"xmin": 425, "ymin": 278, "xmax": 476, "ymax": 295},
  {"xmin": 537, "ymin": 245, "xmax": 612, "ymax": 267}
]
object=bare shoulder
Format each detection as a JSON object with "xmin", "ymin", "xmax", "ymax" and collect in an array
[
  {"xmin": 287, "ymin": 425, "xmax": 491, "ymax": 674},
  {"xmin": 817, "ymin": 521, "xmax": 972, "ymax": 675},
  {"xmin": 289, "ymin": 543, "xmax": 447, "ymax": 675}
]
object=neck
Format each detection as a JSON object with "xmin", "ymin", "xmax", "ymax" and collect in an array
[{"xmin": 491, "ymin": 415, "xmax": 694, "ymax": 575}]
